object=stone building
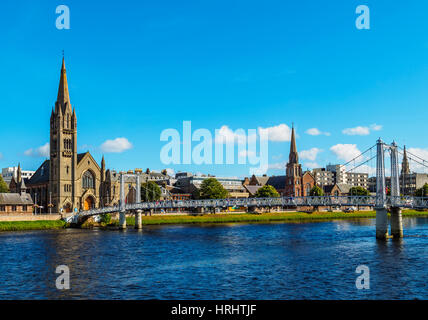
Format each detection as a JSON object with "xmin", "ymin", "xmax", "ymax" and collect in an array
[
  {"xmin": 244, "ymin": 125, "xmax": 315, "ymax": 197},
  {"xmin": 0, "ymin": 167, "xmax": 33, "ymax": 215},
  {"xmin": 284, "ymin": 126, "xmax": 315, "ymax": 196},
  {"xmin": 26, "ymin": 58, "xmax": 138, "ymax": 213}
]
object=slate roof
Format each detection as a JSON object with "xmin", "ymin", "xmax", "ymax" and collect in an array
[
  {"xmin": 27, "ymin": 160, "xmax": 50, "ymax": 185},
  {"xmin": 336, "ymin": 183, "xmax": 352, "ymax": 194},
  {"xmin": 244, "ymin": 185, "xmax": 262, "ymax": 196},
  {"xmin": 254, "ymin": 176, "xmax": 270, "ymax": 186},
  {"xmin": 0, "ymin": 193, "xmax": 33, "ymax": 205},
  {"xmin": 322, "ymin": 185, "xmax": 335, "ymax": 193},
  {"xmin": 266, "ymin": 175, "xmax": 286, "ymax": 191}
]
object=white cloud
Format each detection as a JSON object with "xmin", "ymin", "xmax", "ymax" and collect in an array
[
  {"xmin": 342, "ymin": 124, "xmax": 383, "ymax": 136},
  {"xmin": 330, "ymin": 144, "xmax": 361, "ymax": 162},
  {"xmin": 165, "ymin": 168, "xmax": 176, "ymax": 177},
  {"xmin": 305, "ymin": 128, "xmax": 330, "ymax": 136},
  {"xmin": 100, "ymin": 138, "xmax": 133, "ymax": 153},
  {"xmin": 300, "ymin": 148, "xmax": 322, "ymax": 161},
  {"xmin": 258, "ymin": 124, "xmax": 292, "ymax": 142},
  {"xmin": 370, "ymin": 124, "xmax": 382, "ymax": 131},
  {"xmin": 303, "ymin": 162, "xmax": 320, "ymax": 169},
  {"xmin": 268, "ymin": 161, "xmax": 286, "ymax": 170},
  {"xmin": 342, "ymin": 126, "xmax": 370, "ymax": 136},
  {"xmin": 347, "ymin": 164, "xmax": 376, "ymax": 176},
  {"xmin": 24, "ymin": 143, "xmax": 50, "ymax": 158},
  {"xmin": 215, "ymin": 125, "xmax": 248, "ymax": 144}
]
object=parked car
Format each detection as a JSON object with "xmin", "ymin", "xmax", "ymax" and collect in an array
[{"xmin": 344, "ymin": 207, "xmax": 357, "ymax": 213}]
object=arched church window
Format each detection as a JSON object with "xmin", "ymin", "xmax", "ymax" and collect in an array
[
  {"xmin": 306, "ymin": 183, "xmax": 311, "ymax": 196},
  {"xmin": 82, "ymin": 171, "xmax": 95, "ymax": 189}
]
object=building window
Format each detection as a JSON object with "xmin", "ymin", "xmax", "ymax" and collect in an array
[
  {"xmin": 82, "ymin": 171, "xmax": 95, "ymax": 189},
  {"xmin": 12, "ymin": 206, "xmax": 17, "ymax": 212},
  {"xmin": 0, "ymin": 206, "xmax": 5, "ymax": 212},
  {"xmin": 23, "ymin": 205, "xmax": 27, "ymax": 211}
]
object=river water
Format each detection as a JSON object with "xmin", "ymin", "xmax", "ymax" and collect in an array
[{"xmin": 0, "ymin": 217, "xmax": 427, "ymax": 300}]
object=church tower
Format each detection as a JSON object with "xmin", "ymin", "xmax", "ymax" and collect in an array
[
  {"xmin": 285, "ymin": 125, "xmax": 303, "ymax": 196},
  {"xmin": 49, "ymin": 58, "xmax": 77, "ymax": 213},
  {"xmin": 401, "ymin": 145, "xmax": 410, "ymax": 175}
]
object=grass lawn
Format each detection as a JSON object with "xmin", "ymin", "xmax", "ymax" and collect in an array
[
  {"xmin": 0, "ymin": 220, "xmax": 66, "ymax": 232},
  {"xmin": 119, "ymin": 210, "xmax": 428, "ymax": 226}
]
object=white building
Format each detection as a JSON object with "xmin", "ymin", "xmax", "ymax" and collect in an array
[
  {"xmin": 313, "ymin": 164, "xmax": 368, "ymax": 189},
  {"xmin": 2, "ymin": 167, "xmax": 35, "ymax": 184}
]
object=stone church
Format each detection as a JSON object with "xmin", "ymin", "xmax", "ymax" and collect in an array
[{"xmin": 26, "ymin": 58, "xmax": 132, "ymax": 213}]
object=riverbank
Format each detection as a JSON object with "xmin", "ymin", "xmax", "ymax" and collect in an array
[
  {"xmin": 117, "ymin": 210, "xmax": 428, "ymax": 227},
  {"xmin": 0, "ymin": 220, "xmax": 66, "ymax": 232},
  {"xmin": 1, "ymin": 210, "xmax": 427, "ymax": 231}
]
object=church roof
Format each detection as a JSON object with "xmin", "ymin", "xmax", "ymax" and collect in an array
[
  {"xmin": 266, "ymin": 175, "xmax": 286, "ymax": 191},
  {"xmin": 27, "ymin": 160, "xmax": 50, "ymax": 185},
  {"xmin": 77, "ymin": 153, "xmax": 87, "ymax": 163}
]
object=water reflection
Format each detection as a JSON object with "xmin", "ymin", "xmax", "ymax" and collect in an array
[{"xmin": 0, "ymin": 217, "xmax": 426, "ymax": 300}]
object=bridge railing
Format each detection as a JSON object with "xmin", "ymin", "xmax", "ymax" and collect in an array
[{"xmin": 69, "ymin": 195, "xmax": 428, "ymax": 221}]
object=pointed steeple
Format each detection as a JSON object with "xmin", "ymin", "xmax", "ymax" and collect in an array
[
  {"xmin": 289, "ymin": 124, "xmax": 299, "ymax": 164},
  {"xmin": 56, "ymin": 57, "xmax": 71, "ymax": 114},
  {"xmin": 401, "ymin": 145, "xmax": 410, "ymax": 175},
  {"xmin": 17, "ymin": 163, "xmax": 22, "ymax": 183}
]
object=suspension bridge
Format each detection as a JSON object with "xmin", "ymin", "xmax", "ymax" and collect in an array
[{"xmin": 65, "ymin": 139, "xmax": 428, "ymax": 239}]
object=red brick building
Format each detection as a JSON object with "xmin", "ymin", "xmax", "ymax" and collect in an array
[{"xmin": 284, "ymin": 125, "xmax": 315, "ymax": 196}]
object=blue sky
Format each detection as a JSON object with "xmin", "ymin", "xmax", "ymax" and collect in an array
[{"xmin": 1, "ymin": 0, "xmax": 427, "ymax": 178}]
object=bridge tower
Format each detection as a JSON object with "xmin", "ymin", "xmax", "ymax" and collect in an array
[
  {"xmin": 375, "ymin": 139, "xmax": 403, "ymax": 239},
  {"xmin": 390, "ymin": 142, "xmax": 403, "ymax": 238},
  {"xmin": 375, "ymin": 139, "xmax": 388, "ymax": 239}
]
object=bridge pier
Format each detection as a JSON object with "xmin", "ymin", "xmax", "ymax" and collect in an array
[
  {"xmin": 135, "ymin": 210, "xmax": 142, "ymax": 230},
  {"xmin": 119, "ymin": 211, "xmax": 127, "ymax": 230},
  {"xmin": 390, "ymin": 207, "xmax": 403, "ymax": 238},
  {"xmin": 375, "ymin": 208, "xmax": 388, "ymax": 239}
]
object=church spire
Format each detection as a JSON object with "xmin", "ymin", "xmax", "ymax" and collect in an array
[
  {"xmin": 289, "ymin": 124, "xmax": 299, "ymax": 164},
  {"xmin": 17, "ymin": 163, "xmax": 22, "ymax": 183},
  {"xmin": 401, "ymin": 145, "xmax": 410, "ymax": 175},
  {"xmin": 56, "ymin": 57, "xmax": 71, "ymax": 113}
]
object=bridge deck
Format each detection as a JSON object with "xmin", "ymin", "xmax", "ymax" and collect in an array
[{"xmin": 66, "ymin": 196, "xmax": 428, "ymax": 223}]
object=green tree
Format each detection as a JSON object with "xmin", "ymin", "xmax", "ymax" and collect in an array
[
  {"xmin": 141, "ymin": 181, "xmax": 162, "ymax": 202},
  {"xmin": 348, "ymin": 186, "xmax": 370, "ymax": 196},
  {"xmin": 415, "ymin": 183, "xmax": 428, "ymax": 197},
  {"xmin": 254, "ymin": 185, "xmax": 280, "ymax": 198},
  {"xmin": 199, "ymin": 178, "xmax": 228, "ymax": 199},
  {"xmin": 309, "ymin": 185, "xmax": 324, "ymax": 196},
  {"xmin": 0, "ymin": 175, "xmax": 9, "ymax": 193}
]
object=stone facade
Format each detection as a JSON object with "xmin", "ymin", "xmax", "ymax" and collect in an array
[{"xmin": 26, "ymin": 59, "xmax": 138, "ymax": 213}]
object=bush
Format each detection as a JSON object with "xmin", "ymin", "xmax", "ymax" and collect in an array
[
  {"xmin": 254, "ymin": 185, "xmax": 280, "ymax": 198},
  {"xmin": 100, "ymin": 213, "xmax": 111, "ymax": 224},
  {"xmin": 309, "ymin": 185, "xmax": 324, "ymax": 196}
]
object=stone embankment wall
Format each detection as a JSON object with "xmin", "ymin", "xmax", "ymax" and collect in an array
[{"xmin": 0, "ymin": 214, "xmax": 62, "ymax": 221}]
